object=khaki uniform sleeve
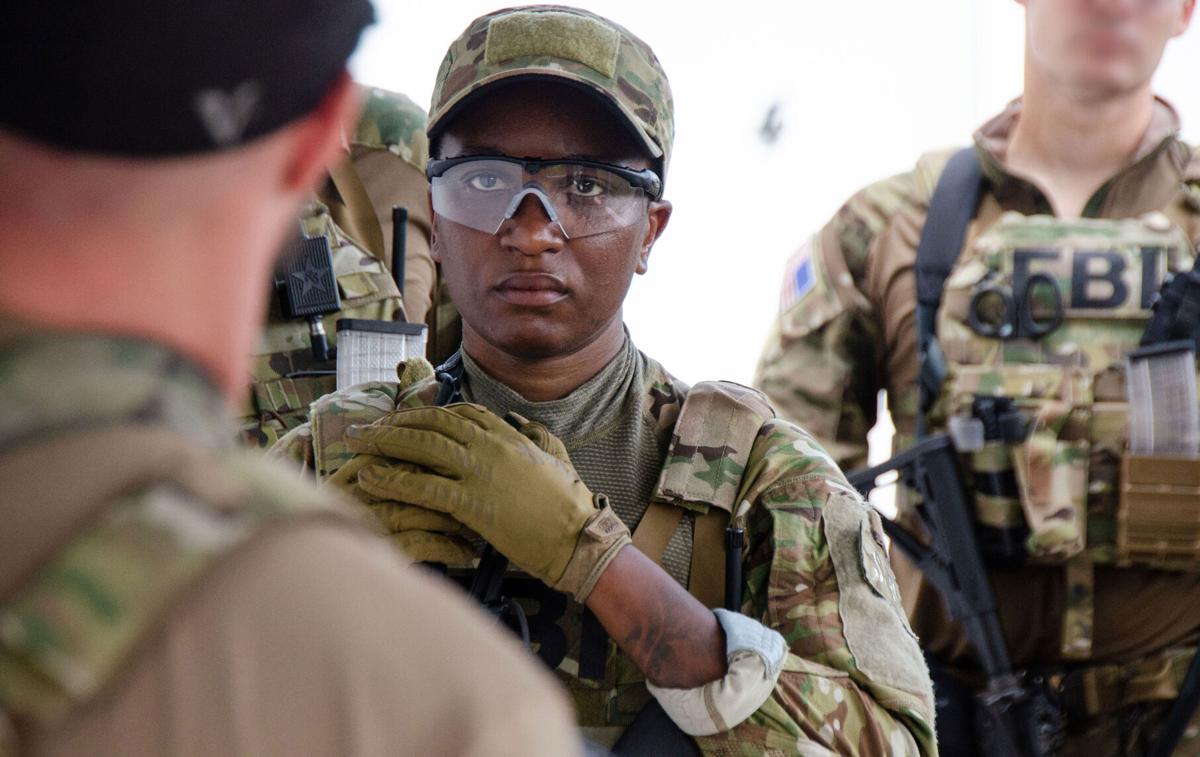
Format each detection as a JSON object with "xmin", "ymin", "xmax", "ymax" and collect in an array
[
  {"xmin": 270, "ymin": 421, "xmax": 316, "ymax": 473},
  {"xmin": 34, "ymin": 523, "xmax": 581, "ymax": 757},
  {"xmin": 754, "ymin": 172, "xmax": 922, "ymax": 470},
  {"xmin": 695, "ymin": 420, "xmax": 937, "ymax": 756},
  {"xmin": 350, "ymin": 145, "xmax": 436, "ymax": 323}
]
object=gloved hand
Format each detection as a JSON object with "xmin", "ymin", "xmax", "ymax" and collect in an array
[
  {"xmin": 344, "ymin": 403, "xmax": 631, "ymax": 602},
  {"xmin": 328, "ymin": 452, "xmax": 478, "ymax": 566}
]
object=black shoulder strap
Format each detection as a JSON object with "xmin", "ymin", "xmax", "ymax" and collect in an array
[{"xmin": 915, "ymin": 147, "xmax": 985, "ymax": 437}]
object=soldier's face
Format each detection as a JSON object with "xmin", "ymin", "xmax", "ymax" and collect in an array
[
  {"xmin": 431, "ymin": 83, "xmax": 671, "ymax": 360},
  {"xmin": 1020, "ymin": 0, "xmax": 1194, "ymax": 97}
]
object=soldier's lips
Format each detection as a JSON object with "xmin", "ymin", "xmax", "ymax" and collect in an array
[
  {"xmin": 494, "ymin": 273, "xmax": 568, "ymax": 306},
  {"xmin": 1076, "ymin": 26, "xmax": 1135, "ymax": 56}
]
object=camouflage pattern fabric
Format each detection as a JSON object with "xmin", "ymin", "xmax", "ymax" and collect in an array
[
  {"xmin": 344, "ymin": 85, "xmax": 438, "ymax": 323},
  {"xmin": 240, "ymin": 200, "xmax": 405, "ymax": 448},
  {"xmin": 0, "ymin": 331, "xmax": 360, "ymax": 727},
  {"xmin": 241, "ymin": 86, "xmax": 431, "ymax": 449},
  {"xmin": 1055, "ymin": 645, "xmax": 1200, "ymax": 757},
  {"xmin": 352, "ymin": 86, "xmax": 429, "ymax": 175},
  {"xmin": 936, "ymin": 212, "xmax": 1198, "ymax": 568},
  {"xmin": 427, "ymin": 5, "xmax": 674, "ymax": 177},
  {"xmin": 756, "ymin": 98, "xmax": 1200, "ymax": 469},
  {"xmin": 934, "ymin": 212, "xmax": 1199, "ymax": 659},
  {"xmin": 754, "ymin": 97, "xmax": 1200, "ymax": 742},
  {"xmin": 653, "ymin": 380, "xmax": 774, "ymax": 518},
  {"xmin": 277, "ymin": 349, "xmax": 938, "ymax": 755}
]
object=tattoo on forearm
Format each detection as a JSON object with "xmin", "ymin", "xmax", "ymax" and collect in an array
[{"xmin": 620, "ymin": 593, "xmax": 719, "ymax": 687}]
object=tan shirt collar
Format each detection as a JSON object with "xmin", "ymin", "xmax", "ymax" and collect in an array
[{"xmin": 972, "ymin": 96, "xmax": 1192, "ymax": 217}]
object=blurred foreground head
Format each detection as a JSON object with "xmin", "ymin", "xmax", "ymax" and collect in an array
[
  {"xmin": 0, "ymin": 0, "xmax": 374, "ymax": 398},
  {"xmin": 2, "ymin": 0, "xmax": 373, "ymax": 156}
]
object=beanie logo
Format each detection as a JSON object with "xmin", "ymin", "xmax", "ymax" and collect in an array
[{"xmin": 193, "ymin": 81, "xmax": 262, "ymax": 148}]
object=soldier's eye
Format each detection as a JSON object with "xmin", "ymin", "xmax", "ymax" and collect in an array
[
  {"xmin": 565, "ymin": 172, "xmax": 608, "ymax": 198},
  {"xmin": 464, "ymin": 171, "xmax": 508, "ymax": 191}
]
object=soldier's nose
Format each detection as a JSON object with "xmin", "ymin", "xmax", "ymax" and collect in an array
[{"xmin": 500, "ymin": 194, "xmax": 567, "ymax": 253}]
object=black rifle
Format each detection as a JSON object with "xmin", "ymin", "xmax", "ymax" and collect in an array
[{"xmin": 848, "ymin": 435, "xmax": 1062, "ymax": 757}]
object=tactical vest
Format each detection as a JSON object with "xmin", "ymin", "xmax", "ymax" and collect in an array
[
  {"xmin": 920, "ymin": 152, "xmax": 1200, "ymax": 658},
  {"xmin": 240, "ymin": 198, "xmax": 405, "ymax": 448},
  {"xmin": 0, "ymin": 427, "xmax": 353, "ymax": 754}
]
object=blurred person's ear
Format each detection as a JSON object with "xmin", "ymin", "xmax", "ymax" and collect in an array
[
  {"xmin": 283, "ymin": 71, "xmax": 362, "ymax": 193},
  {"xmin": 1173, "ymin": 0, "xmax": 1195, "ymax": 36}
]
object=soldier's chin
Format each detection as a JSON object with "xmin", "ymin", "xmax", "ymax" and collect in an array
[
  {"xmin": 476, "ymin": 325, "xmax": 577, "ymax": 361},
  {"xmin": 1068, "ymin": 60, "xmax": 1146, "ymax": 99}
]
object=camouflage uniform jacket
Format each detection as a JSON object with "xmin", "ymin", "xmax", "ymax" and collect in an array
[
  {"xmin": 0, "ymin": 328, "xmax": 346, "ymax": 737},
  {"xmin": 0, "ymin": 327, "xmax": 584, "ymax": 756},
  {"xmin": 754, "ymin": 97, "xmax": 1200, "ymax": 672},
  {"xmin": 276, "ymin": 346, "xmax": 938, "ymax": 756}
]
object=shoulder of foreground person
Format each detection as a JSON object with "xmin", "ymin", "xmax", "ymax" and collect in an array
[{"xmin": 31, "ymin": 518, "xmax": 581, "ymax": 757}]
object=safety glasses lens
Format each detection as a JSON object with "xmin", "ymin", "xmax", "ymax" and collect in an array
[{"xmin": 431, "ymin": 159, "xmax": 648, "ymax": 238}]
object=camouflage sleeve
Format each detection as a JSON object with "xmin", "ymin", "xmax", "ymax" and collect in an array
[
  {"xmin": 696, "ymin": 419, "xmax": 937, "ymax": 756},
  {"xmin": 753, "ymin": 172, "xmax": 922, "ymax": 470},
  {"xmin": 1185, "ymin": 146, "xmax": 1200, "ymax": 231}
]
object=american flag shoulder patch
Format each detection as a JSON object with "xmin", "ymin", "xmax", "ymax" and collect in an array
[{"xmin": 779, "ymin": 240, "xmax": 816, "ymax": 312}]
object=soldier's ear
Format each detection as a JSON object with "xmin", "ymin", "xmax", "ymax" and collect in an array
[
  {"xmin": 636, "ymin": 199, "xmax": 671, "ymax": 275},
  {"xmin": 282, "ymin": 72, "xmax": 362, "ymax": 194},
  {"xmin": 1174, "ymin": 0, "xmax": 1195, "ymax": 36}
]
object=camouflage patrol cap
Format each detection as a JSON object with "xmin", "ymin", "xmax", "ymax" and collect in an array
[{"xmin": 428, "ymin": 5, "xmax": 674, "ymax": 179}]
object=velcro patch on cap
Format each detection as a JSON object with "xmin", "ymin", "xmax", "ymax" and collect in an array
[{"xmin": 485, "ymin": 11, "xmax": 620, "ymax": 79}]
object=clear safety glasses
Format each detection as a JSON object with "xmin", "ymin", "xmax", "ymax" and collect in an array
[{"xmin": 427, "ymin": 155, "xmax": 663, "ymax": 239}]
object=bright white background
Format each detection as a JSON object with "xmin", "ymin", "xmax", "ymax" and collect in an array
[{"xmin": 353, "ymin": 1, "xmax": 1200, "ymax": 388}]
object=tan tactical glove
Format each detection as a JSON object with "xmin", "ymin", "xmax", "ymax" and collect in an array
[
  {"xmin": 328, "ymin": 452, "xmax": 478, "ymax": 566},
  {"xmin": 345, "ymin": 403, "xmax": 631, "ymax": 602}
]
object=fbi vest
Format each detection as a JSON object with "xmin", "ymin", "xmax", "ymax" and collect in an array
[{"xmin": 918, "ymin": 149, "xmax": 1200, "ymax": 658}]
